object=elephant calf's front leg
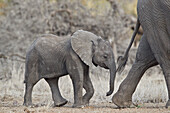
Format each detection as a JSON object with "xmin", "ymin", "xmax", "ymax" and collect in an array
[
  {"xmin": 70, "ymin": 74, "xmax": 84, "ymax": 108},
  {"xmin": 66, "ymin": 51, "xmax": 87, "ymax": 108},
  {"xmin": 82, "ymin": 66, "xmax": 94, "ymax": 105}
]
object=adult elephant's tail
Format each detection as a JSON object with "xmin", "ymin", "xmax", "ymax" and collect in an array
[{"xmin": 117, "ymin": 18, "xmax": 141, "ymax": 74}]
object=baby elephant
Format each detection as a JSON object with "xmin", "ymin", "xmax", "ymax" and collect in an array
[{"xmin": 23, "ymin": 30, "xmax": 116, "ymax": 107}]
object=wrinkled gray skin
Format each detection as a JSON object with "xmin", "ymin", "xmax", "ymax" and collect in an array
[
  {"xmin": 111, "ymin": 0, "xmax": 170, "ymax": 108},
  {"xmin": 23, "ymin": 30, "xmax": 116, "ymax": 107}
]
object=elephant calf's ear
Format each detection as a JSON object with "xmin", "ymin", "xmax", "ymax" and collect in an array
[
  {"xmin": 91, "ymin": 40, "xmax": 97, "ymax": 53},
  {"xmin": 71, "ymin": 30, "xmax": 98, "ymax": 67}
]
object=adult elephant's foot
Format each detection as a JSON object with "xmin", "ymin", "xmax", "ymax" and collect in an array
[
  {"xmin": 166, "ymin": 100, "xmax": 170, "ymax": 108},
  {"xmin": 112, "ymin": 92, "xmax": 136, "ymax": 108},
  {"xmin": 54, "ymin": 98, "xmax": 68, "ymax": 107}
]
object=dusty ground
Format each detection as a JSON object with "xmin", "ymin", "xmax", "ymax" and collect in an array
[{"xmin": 0, "ymin": 95, "xmax": 169, "ymax": 113}]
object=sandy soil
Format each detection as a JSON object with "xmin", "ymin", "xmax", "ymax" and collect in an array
[{"xmin": 0, "ymin": 95, "xmax": 169, "ymax": 113}]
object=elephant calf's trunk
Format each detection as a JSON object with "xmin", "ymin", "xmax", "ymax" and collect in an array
[{"xmin": 106, "ymin": 62, "xmax": 116, "ymax": 96}]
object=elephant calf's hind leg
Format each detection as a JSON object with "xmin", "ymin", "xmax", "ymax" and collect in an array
[
  {"xmin": 24, "ymin": 77, "xmax": 39, "ymax": 107},
  {"xmin": 45, "ymin": 78, "xmax": 68, "ymax": 107},
  {"xmin": 24, "ymin": 71, "xmax": 40, "ymax": 107},
  {"xmin": 24, "ymin": 83, "xmax": 34, "ymax": 107}
]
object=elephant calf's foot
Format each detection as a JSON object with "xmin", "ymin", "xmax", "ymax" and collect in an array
[
  {"xmin": 166, "ymin": 100, "xmax": 170, "ymax": 108},
  {"xmin": 54, "ymin": 99, "xmax": 68, "ymax": 107},
  {"xmin": 112, "ymin": 92, "xmax": 136, "ymax": 108},
  {"xmin": 72, "ymin": 104, "xmax": 87, "ymax": 108},
  {"xmin": 23, "ymin": 102, "xmax": 35, "ymax": 108},
  {"xmin": 72, "ymin": 100, "xmax": 90, "ymax": 108},
  {"xmin": 82, "ymin": 99, "xmax": 89, "ymax": 106}
]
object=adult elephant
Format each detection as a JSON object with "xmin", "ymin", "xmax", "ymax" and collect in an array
[
  {"xmin": 110, "ymin": 0, "xmax": 170, "ymax": 108},
  {"xmin": 23, "ymin": 30, "xmax": 116, "ymax": 107}
]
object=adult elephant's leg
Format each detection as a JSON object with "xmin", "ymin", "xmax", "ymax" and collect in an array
[
  {"xmin": 154, "ymin": 57, "xmax": 170, "ymax": 108},
  {"xmin": 45, "ymin": 78, "xmax": 68, "ymax": 107},
  {"xmin": 162, "ymin": 67, "xmax": 170, "ymax": 108},
  {"xmin": 165, "ymin": 75, "xmax": 170, "ymax": 108},
  {"xmin": 112, "ymin": 35, "xmax": 158, "ymax": 108},
  {"xmin": 82, "ymin": 66, "xmax": 94, "ymax": 105}
]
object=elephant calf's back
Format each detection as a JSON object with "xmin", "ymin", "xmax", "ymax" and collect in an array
[{"xmin": 26, "ymin": 35, "xmax": 71, "ymax": 78}]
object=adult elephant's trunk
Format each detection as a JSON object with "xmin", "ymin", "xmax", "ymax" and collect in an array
[{"xmin": 106, "ymin": 60, "xmax": 116, "ymax": 96}]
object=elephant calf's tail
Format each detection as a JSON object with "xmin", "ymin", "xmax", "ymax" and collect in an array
[{"xmin": 117, "ymin": 18, "xmax": 140, "ymax": 74}]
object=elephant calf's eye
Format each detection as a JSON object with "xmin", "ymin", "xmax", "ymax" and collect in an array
[{"xmin": 103, "ymin": 54, "xmax": 108, "ymax": 59}]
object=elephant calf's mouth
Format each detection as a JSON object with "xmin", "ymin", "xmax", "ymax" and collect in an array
[
  {"xmin": 92, "ymin": 60, "xmax": 98, "ymax": 67},
  {"xmin": 102, "ymin": 63, "xmax": 109, "ymax": 69}
]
